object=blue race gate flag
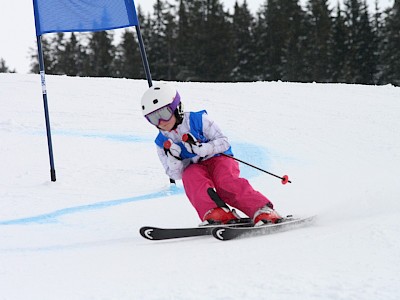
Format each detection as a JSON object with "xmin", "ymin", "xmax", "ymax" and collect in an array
[
  {"xmin": 33, "ymin": 0, "xmax": 139, "ymax": 36},
  {"xmin": 31, "ymin": 0, "xmax": 152, "ymax": 183}
]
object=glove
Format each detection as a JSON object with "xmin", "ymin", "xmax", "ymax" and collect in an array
[
  {"xmin": 182, "ymin": 133, "xmax": 214, "ymax": 158},
  {"xmin": 164, "ymin": 139, "xmax": 182, "ymax": 170}
]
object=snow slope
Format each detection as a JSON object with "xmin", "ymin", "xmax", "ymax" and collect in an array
[{"xmin": 0, "ymin": 73, "xmax": 399, "ymax": 300}]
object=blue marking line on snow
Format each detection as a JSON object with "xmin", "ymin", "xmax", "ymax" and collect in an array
[
  {"xmin": 30, "ymin": 129, "xmax": 272, "ymax": 175},
  {"xmin": 4, "ymin": 130, "xmax": 273, "ymax": 226},
  {"xmin": 39, "ymin": 129, "xmax": 153, "ymax": 143},
  {"xmin": 231, "ymin": 142, "xmax": 270, "ymax": 179},
  {"xmin": 0, "ymin": 185, "xmax": 184, "ymax": 226}
]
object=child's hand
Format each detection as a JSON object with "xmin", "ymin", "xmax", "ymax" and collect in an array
[
  {"xmin": 191, "ymin": 142, "xmax": 213, "ymax": 157},
  {"xmin": 164, "ymin": 139, "xmax": 181, "ymax": 158},
  {"xmin": 182, "ymin": 133, "xmax": 214, "ymax": 158},
  {"xmin": 164, "ymin": 139, "xmax": 182, "ymax": 170}
]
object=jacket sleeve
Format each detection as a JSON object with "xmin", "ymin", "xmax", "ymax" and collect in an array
[
  {"xmin": 156, "ymin": 146, "xmax": 190, "ymax": 180},
  {"xmin": 201, "ymin": 114, "xmax": 231, "ymax": 155}
]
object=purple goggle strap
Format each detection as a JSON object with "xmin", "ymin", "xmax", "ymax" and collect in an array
[{"xmin": 169, "ymin": 91, "xmax": 181, "ymax": 111}]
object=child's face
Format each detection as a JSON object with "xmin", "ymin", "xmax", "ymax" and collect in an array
[{"xmin": 158, "ymin": 114, "xmax": 176, "ymax": 131}]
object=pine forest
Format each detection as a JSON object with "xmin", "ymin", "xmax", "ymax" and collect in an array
[{"xmin": 21, "ymin": 0, "xmax": 400, "ymax": 85}]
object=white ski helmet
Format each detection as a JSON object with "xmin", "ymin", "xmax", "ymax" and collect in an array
[
  {"xmin": 141, "ymin": 83, "xmax": 183, "ymax": 126},
  {"xmin": 141, "ymin": 83, "xmax": 180, "ymax": 116}
]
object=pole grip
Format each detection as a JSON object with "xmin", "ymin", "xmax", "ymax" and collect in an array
[
  {"xmin": 182, "ymin": 133, "xmax": 196, "ymax": 145},
  {"xmin": 163, "ymin": 140, "xmax": 172, "ymax": 150}
]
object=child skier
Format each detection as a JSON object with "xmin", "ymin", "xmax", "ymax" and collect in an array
[{"xmin": 141, "ymin": 83, "xmax": 282, "ymax": 226}]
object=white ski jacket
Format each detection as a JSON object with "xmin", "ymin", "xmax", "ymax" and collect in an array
[{"xmin": 155, "ymin": 111, "xmax": 232, "ymax": 180}]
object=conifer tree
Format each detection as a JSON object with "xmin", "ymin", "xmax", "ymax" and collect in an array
[
  {"xmin": 29, "ymin": 35, "xmax": 55, "ymax": 74},
  {"xmin": 331, "ymin": 2, "xmax": 348, "ymax": 82},
  {"xmin": 58, "ymin": 33, "xmax": 88, "ymax": 76},
  {"xmin": 255, "ymin": 0, "xmax": 306, "ymax": 81},
  {"xmin": 357, "ymin": 1, "xmax": 377, "ymax": 84},
  {"xmin": 258, "ymin": 0, "xmax": 283, "ymax": 80},
  {"xmin": 175, "ymin": 0, "xmax": 233, "ymax": 81},
  {"xmin": 281, "ymin": 0, "xmax": 308, "ymax": 82},
  {"xmin": 304, "ymin": 0, "xmax": 333, "ymax": 82},
  {"xmin": 0, "ymin": 58, "xmax": 15, "ymax": 73},
  {"xmin": 162, "ymin": 2, "xmax": 178, "ymax": 80},
  {"xmin": 372, "ymin": 1, "xmax": 385, "ymax": 84},
  {"xmin": 343, "ymin": 0, "xmax": 376, "ymax": 83},
  {"xmin": 114, "ymin": 29, "xmax": 143, "ymax": 79},
  {"xmin": 252, "ymin": 3, "xmax": 269, "ymax": 80},
  {"xmin": 50, "ymin": 33, "xmax": 67, "ymax": 75},
  {"xmin": 381, "ymin": 0, "xmax": 400, "ymax": 85},
  {"xmin": 175, "ymin": 0, "xmax": 196, "ymax": 80},
  {"xmin": 201, "ymin": 0, "xmax": 234, "ymax": 81},
  {"xmin": 87, "ymin": 31, "xmax": 115, "ymax": 77},
  {"xmin": 146, "ymin": 0, "xmax": 176, "ymax": 80},
  {"xmin": 187, "ymin": 0, "xmax": 210, "ymax": 81},
  {"xmin": 230, "ymin": 0, "xmax": 256, "ymax": 81},
  {"xmin": 343, "ymin": 0, "xmax": 360, "ymax": 82}
]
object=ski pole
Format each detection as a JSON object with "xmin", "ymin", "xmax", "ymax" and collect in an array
[
  {"xmin": 182, "ymin": 133, "xmax": 291, "ymax": 185},
  {"xmin": 220, "ymin": 153, "xmax": 291, "ymax": 184},
  {"xmin": 163, "ymin": 140, "xmax": 179, "ymax": 184}
]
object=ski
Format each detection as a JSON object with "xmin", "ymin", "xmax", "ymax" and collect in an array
[
  {"xmin": 140, "ymin": 218, "xmax": 252, "ymax": 241},
  {"xmin": 212, "ymin": 215, "xmax": 316, "ymax": 241}
]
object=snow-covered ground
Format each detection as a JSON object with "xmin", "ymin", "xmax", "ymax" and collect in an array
[{"xmin": 0, "ymin": 73, "xmax": 399, "ymax": 300}]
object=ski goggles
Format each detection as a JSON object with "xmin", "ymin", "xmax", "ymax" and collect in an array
[{"xmin": 145, "ymin": 93, "xmax": 181, "ymax": 126}]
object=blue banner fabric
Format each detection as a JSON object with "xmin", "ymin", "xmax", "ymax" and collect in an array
[{"xmin": 33, "ymin": 0, "xmax": 139, "ymax": 36}]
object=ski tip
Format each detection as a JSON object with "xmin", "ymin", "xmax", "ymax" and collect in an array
[
  {"xmin": 211, "ymin": 215, "xmax": 317, "ymax": 241},
  {"xmin": 212, "ymin": 228, "xmax": 229, "ymax": 241},
  {"xmin": 140, "ymin": 226, "xmax": 158, "ymax": 240}
]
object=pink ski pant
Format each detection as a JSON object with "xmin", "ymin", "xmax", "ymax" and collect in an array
[{"xmin": 182, "ymin": 155, "xmax": 272, "ymax": 221}]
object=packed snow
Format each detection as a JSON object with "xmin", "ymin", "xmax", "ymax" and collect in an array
[{"xmin": 0, "ymin": 73, "xmax": 399, "ymax": 300}]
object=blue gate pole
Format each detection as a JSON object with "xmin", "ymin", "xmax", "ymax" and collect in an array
[
  {"xmin": 135, "ymin": 24, "xmax": 152, "ymax": 88},
  {"xmin": 36, "ymin": 35, "xmax": 56, "ymax": 182},
  {"xmin": 135, "ymin": 23, "xmax": 176, "ymax": 184}
]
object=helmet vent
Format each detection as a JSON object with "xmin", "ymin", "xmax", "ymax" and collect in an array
[
  {"xmin": 142, "ymin": 105, "xmax": 145, "ymax": 110},
  {"xmin": 154, "ymin": 87, "xmax": 160, "ymax": 90},
  {"xmin": 153, "ymin": 99, "xmax": 158, "ymax": 104}
]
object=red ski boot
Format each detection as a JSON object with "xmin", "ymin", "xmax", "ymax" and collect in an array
[
  {"xmin": 202, "ymin": 207, "xmax": 240, "ymax": 225},
  {"xmin": 253, "ymin": 206, "xmax": 283, "ymax": 226}
]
